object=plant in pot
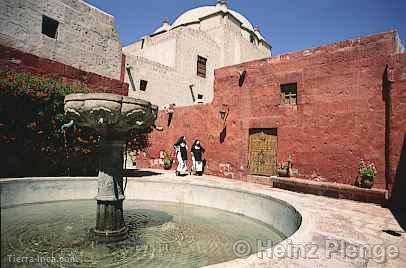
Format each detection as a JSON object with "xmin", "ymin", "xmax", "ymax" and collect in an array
[
  {"xmin": 277, "ymin": 162, "xmax": 289, "ymax": 177},
  {"xmin": 163, "ymin": 151, "xmax": 173, "ymax": 170},
  {"xmin": 358, "ymin": 159, "xmax": 377, "ymax": 189},
  {"xmin": 277, "ymin": 155, "xmax": 293, "ymax": 177}
]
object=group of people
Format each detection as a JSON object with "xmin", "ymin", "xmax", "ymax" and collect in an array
[{"xmin": 173, "ymin": 136, "xmax": 205, "ymax": 176}]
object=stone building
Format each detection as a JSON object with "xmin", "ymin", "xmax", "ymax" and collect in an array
[
  {"xmin": 1, "ymin": 0, "xmax": 405, "ymax": 201},
  {"xmin": 136, "ymin": 31, "xmax": 406, "ymax": 199},
  {"xmin": 123, "ymin": 0, "xmax": 271, "ymax": 107},
  {"xmin": 0, "ymin": 0, "xmax": 123, "ymax": 80}
]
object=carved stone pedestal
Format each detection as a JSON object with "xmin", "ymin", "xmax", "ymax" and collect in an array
[
  {"xmin": 64, "ymin": 93, "xmax": 158, "ymax": 243},
  {"xmin": 94, "ymin": 140, "xmax": 128, "ymax": 242}
]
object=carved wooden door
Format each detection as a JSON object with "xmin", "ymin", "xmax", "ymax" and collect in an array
[{"xmin": 248, "ymin": 129, "xmax": 277, "ymax": 176}]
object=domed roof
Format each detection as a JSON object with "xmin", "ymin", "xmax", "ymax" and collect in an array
[{"xmin": 169, "ymin": 2, "xmax": 266, "ymax": 42}]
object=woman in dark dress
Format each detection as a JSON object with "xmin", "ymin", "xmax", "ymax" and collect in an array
[{"xmin": 191, "ymin": 140, "xmax": 205, "ymax": 176}]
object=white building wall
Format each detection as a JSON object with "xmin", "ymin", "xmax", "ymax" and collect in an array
[
  {"xmin": 124, "ymin": 8, "xmax": 272, "ymax": 108},
  {"xmin": 125, "ymin": 27, "xmax": 221, "ymax": 107},
  {"xmin": 142, "ymin": 38, "xmax": 177, "ymax": 67},
  {"xmin": 0, "ymin": 0, "xmax": 122, "ymax": 80},
  {"xmin": 124, "ymin": 33, "xmax": 178, "ymax": 68},
  {"xmin": 126, "ymin": 56, "xmax": 194, "ymax": 107},
  {"xmin": 175, "ymin": 28, "xmax": 221, "ymax": 104}
]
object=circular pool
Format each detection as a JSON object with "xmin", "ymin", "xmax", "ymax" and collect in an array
[
  {"xmin": 2, "ymin": 200, "xmax": 285, "ymax": 267},
  {"xmin": 0, "ymin": 174, "xmax": 302, "ymax": 267}
]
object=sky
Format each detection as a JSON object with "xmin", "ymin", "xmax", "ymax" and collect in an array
[{"xmin": 86, "ymin": 0, "xmax": 406, "ymax": 55}]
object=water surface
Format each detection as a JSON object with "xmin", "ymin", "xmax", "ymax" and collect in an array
[{"xmin": 1, "ymin": 200, "xmax": 284, "ymax": 267}]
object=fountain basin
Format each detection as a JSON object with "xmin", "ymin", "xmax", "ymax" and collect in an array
[
  {"xmin": 0, "ymin": 175, "xmax": 301, "ymax": 238},
  {"xmin": 64, "ymin": 93, "xmax": 158, "ymax": 134},
  {"xmin": 0, "ymin": 172, "xmax": 302, "ymax": 267}
]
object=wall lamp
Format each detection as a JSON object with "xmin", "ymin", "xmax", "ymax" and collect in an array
[
  {"xmin": 239, "ymin": 70, "xmax": 247, "ymax": 87},
  {"xmin": 125, "ymin": 65, "xmax": 136, "ymax": 91},
  {"xmin": 219, "ymin": 104, "xmax": 229, "ymax": 123},
  {"xmin": 163, "ymin": 103, "xmax": 175, "ymax": 127},
  {"xmin": 219, "ymin": 104, "xmax": 229, "ymax": 143}
]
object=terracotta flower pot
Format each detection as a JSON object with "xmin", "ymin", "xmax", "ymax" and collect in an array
[
  {"xmin": 360, "ymin": 175, "xmax": 374, "ymax": 189},
  {"xmin": 163, "ymin": 159, "xmax": 172, "ymax": 170},
  {"xmin": 278, "ymin": 168, "xmax": 289, "ymax": 177}
]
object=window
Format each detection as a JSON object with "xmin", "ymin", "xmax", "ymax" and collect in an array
[
  {"xmin": 197, "ymin": 56, "xmax": 207, "ymax": 78},
  {"xmin": 140, "ymin": 80, "xmax": 148, "ymax": 91},
  {"xmin": 250, "ymin": 34, "xmax": 255, "ymax": 44},
  {"xmin": 280, "ymin": 83, "xmax": 297, "ymax": 105},
  {"xmin": 197, "ymin": 94, "xmax": 204, "ymax": 103},
  {"xmin": 42, "ymin": 15, "xmax": 59, "ymax": 39}
]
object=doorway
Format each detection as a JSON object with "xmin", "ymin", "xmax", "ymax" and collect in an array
[{"xmin": 248, "ymin": 128, "xmax": 277, "ymax": 176}]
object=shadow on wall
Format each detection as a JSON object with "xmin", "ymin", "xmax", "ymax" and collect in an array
[
  {"xmin": 220, "ymin": 126, "xmax": 227, "ymax": 144},
  {"xmin": 390, "ymin": 133, "xmax": 406, "ymax": 231}
]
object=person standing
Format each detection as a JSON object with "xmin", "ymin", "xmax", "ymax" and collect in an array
[
  {"xmin": 174, "ymin": 136, "xmax": 188, "ymax": 176},
  {"xmin": 191, "ymin": 140, "xmax": 205, "ymax": 176}
]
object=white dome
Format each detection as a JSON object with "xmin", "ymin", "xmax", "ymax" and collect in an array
[{"xmin": 170, "ymin": 4, "xmax": 266, "ymax": 41}]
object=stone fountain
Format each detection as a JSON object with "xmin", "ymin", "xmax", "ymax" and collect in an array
[{"xmin": 64, "ymin": 93, "xmax": 157, "ymax": 242}]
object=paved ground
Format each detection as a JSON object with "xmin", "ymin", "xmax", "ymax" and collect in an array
[
  {"xmin": 130, "ymin": 169, "xmax": 406, "ymax": 268},
  {"xmin": 1, "ymin": 169, "xmax": 405, "ymax": 267}
]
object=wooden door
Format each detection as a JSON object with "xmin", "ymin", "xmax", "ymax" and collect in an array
[{"xmin": 248, "ymin": 129, "xmax": 277, "ymax": 176}]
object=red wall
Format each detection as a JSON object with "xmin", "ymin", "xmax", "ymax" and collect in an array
[
  {"xmin": 0, "ymin": 44, "xmax": 128, "ymax": 95},
  {"xmin": 388, "ymin": 53, "xmax": 406, "ymax": 195},
  {"xmin": 137, "ymin": 31, "xmax": 406, "ymax": 191}
]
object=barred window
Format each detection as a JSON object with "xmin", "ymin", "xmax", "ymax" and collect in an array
[
  {"xmin": 280, "ymin": 83, "xmax": 297, "ymax": 105},
  {"xmin": 197, "ymin": 56, "xmax": 207, "ymax": 78}
]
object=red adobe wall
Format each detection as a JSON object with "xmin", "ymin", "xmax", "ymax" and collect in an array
[
  {"xmin": 388, "ymin": 53, "xmax": 406, "ymax": 200},
  {"xmin": 0, "ymin": 44, "xmax": 129, "ymax": 95},
  {"xmin": 136, "ymin": 31, "xmax": 405, "ymax": 191}
]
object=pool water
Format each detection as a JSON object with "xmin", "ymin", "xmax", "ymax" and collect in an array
[{"xmin": 1, "ymin": 200, "xmax": 285, "ymax": 267}]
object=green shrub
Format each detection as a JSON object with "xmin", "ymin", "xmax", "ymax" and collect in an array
[{"xmin": 0, "ymin": 69, "xmax": 98, "ymax": 177}]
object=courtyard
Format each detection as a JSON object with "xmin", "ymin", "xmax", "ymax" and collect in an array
[
  {"xmin": 1, "ymin": 170, "xmax": 405, "ymax": 267},
  {"xmin": 1, "ymin": 0, "xmax": 406, "ymax": 267}
]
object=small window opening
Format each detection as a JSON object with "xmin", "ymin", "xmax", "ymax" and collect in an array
[
  {"xmin": 140, "ymin": 80, "xmax": 148, "ymax": 91},
  {"xmin": 250, "ymin": 34, "xmax": 255, "ymax": 44},
  {"xmin": 197, "ymin": 94, "xmax": 204, "ymax": 103},
  {"xmin": 42, "ymin": 15, "xmax": 59, "ymax": 39},
  {"xmin": 197, "ymin": 56, "xmax": 207, "ymax": 78},
  {"xmin": 280, "ymin": 83, "xmax": 297, "ymax": 105}
]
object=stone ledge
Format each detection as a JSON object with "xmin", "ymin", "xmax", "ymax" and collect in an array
[
  {"xmin": 247, "ymin": 175, "xmax": 388, "ymax": 205},
  {"xmin": 0, "ymin": 44, "xmax": 129, "ymax": 95}
]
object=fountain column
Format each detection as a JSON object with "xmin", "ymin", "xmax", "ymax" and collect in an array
[
  {"xmin": 64, "ymin": 93, "xmax": 158, "ymax": 243},
  {"xmin": 94, "ymin": 139, "xmax": 127, "ymax": 242}
]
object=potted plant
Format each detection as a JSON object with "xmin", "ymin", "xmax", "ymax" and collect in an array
[
  {"xmin": 277, "ymin": 155, "xmax": 293, "ymax": 177},
  {"xmin": 358, "ymin": 159, "xmax": 377, "ymax": 189},
  {"xmin": 277, "ymin": 162, "xmax": 289, "ymax": 177},
  {"xmin": 163, "ymin": 151, "xmax": 173, "ymax": 170}
]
